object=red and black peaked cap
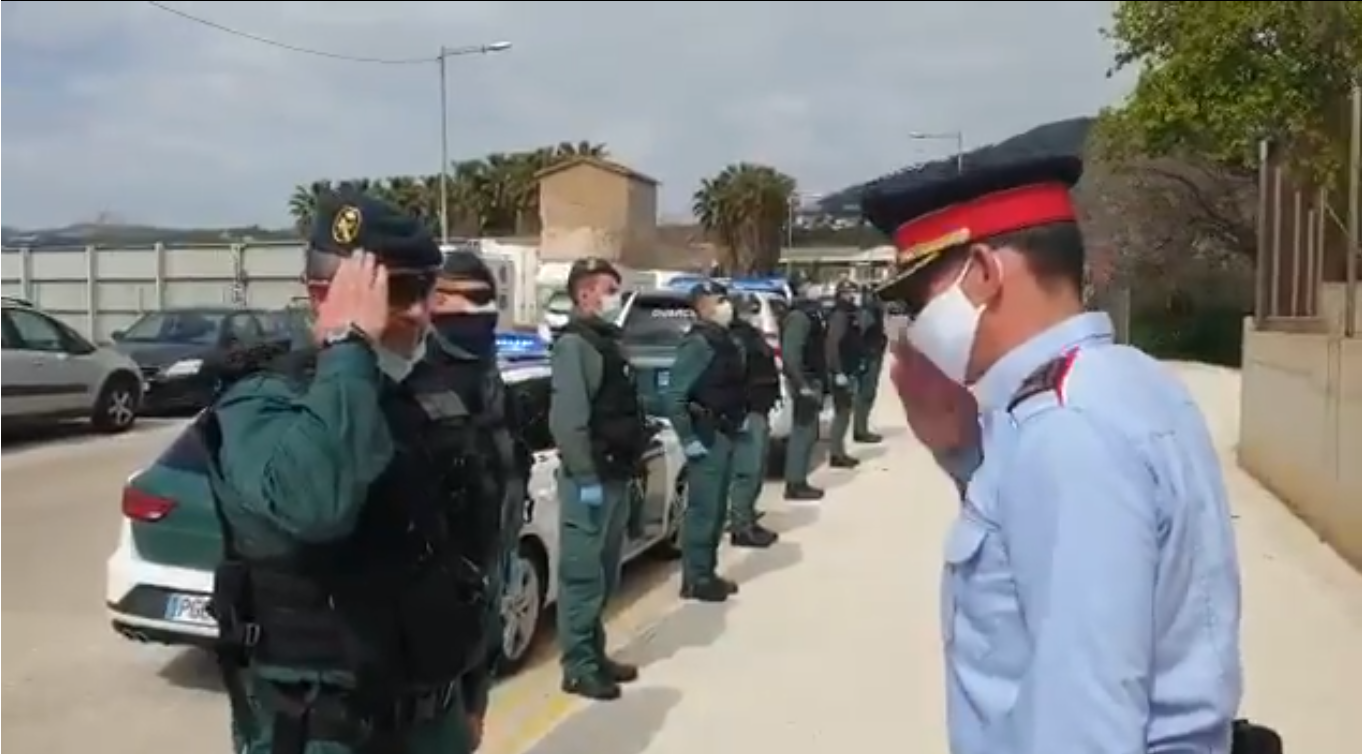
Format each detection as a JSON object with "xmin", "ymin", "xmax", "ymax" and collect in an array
[{"xmin": 860, "ymin": 155, "xmax": 1084, "ymax": 300}]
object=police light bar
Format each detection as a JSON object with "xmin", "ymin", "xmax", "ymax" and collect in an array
[
  {"xmin": 666, "ymin": 274, "xmax": 709, "ymax": 291},
  {"xmin": 728, "ymin": 276, "xmax": 789, "ymax": 293},
  {"xmin": 495, "ymin": 332, "xmax": 550, "ymax": 360}
]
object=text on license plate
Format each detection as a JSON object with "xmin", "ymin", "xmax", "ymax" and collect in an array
[
  {"xmin": 656, "ymin": 370, "xmax": 670, "ymax": 388},
  {"xmin": 164, "ymin": 593, "xmax": 216, "ymax": 627}
]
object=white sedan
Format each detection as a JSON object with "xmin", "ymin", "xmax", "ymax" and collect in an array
[{"xmin": 105, "ymin": 346, "xmax": 689, "ymax": 675}]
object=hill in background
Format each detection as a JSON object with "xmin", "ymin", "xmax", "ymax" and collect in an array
[
  {"xmin": 817, "ymin": 117, "xmax": 1095, "ymax": 215},
  {"xmin": 4, "ymin": 116, "xmax": 1095, "ymax": 250}
]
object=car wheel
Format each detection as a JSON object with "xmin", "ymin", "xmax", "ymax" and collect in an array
[
  {"xmin": 91, "ymin": 373, "xmax": 140, "ymax": 433},
  {"xmin": 496, "ymin": 540, "xmax": 546, "ymax": 676},
  {"xmin": 652, "ymin": 470, "xmax": 687, "ymax": 560}
]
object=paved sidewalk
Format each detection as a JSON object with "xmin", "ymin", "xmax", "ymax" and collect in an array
[{"xmin": 514, "ymin": 364, "xmax": 1360, "ymax": 754}]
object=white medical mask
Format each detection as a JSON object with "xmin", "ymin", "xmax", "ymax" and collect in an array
[
  {"xmin": 907, "ymin": 260, "xmax": 991, "ymax": 384},
  {"xmin": 374, "ymin": 336, "xmax": 427, "ymax": 383},
  {"xmin": 600, "ymin": 292, "xmax": 623, "ymax": 316},
  {"xmin": 712, "ymin": 300, "xmax": 734, "ymax": 327}
]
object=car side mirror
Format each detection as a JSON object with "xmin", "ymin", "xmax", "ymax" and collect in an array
[{"xmin": 111, "ymin": 330, "xmax": 126, "ymax": 341}]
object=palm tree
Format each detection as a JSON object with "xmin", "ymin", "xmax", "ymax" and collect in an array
[
  {"xmin": 692, "ymin": 163, "xmax": 796, "ymax": 273},
  {"xmin": 285, "ymin": 141, "xmax": 612, "ymax": 238},
  {"xmin": 287, "ymin": 180, "xmax": 335, "ymax": 235}
]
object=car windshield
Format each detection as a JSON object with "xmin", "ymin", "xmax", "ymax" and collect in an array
[
  {"xmin": 621, "ymin": 295, "xmax": 697, "ymax": 346},
  {"xmin": 119, "ymin": 310, "xmax": 227, "ymax": 344},
  {"xmin": 545, "ymin": 292, "xmax": 572, "ymax": 315}
]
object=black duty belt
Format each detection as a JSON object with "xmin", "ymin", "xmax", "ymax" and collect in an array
[{"xmin": 266, "ymin": 679, "xmax": 460, "ymax": 754}]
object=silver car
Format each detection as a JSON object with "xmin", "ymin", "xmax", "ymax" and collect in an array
[{"xmin": 1, "ymin": 297, "xmax": 144, "ymax": 432}]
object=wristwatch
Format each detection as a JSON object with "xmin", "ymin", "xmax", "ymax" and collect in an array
[{"xmin": 320, "ymin": 322, "xmax": 370, "ymax": 349}]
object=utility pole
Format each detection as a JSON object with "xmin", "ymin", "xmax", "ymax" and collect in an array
[
  {"xmin": 436, "ymin": 41, "xmax": 513, "ymax": 245},
  {"xmin": 908, "ymin": 130, "xmax": 966, "ymax": 174}
]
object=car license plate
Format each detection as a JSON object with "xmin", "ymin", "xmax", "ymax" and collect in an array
[
  {"xmin": 164, "ymin": 593, "xmax": 216, "ymax": 627},
  {"xmin": 656, "ymin": 370, "xmax": 670, "ymax": 388}
]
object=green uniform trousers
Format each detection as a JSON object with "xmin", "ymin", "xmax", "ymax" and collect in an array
[
  {"xmin": 555, "ymin": 472, "xmax": 630, "ymax": 678},
  {"xmin": 829, "ymin": 379, "xmax": 855, "ymax": 456},
  {"xmin": 234, "ymin": 674, "xmax": 474, "ymax": 754},
  {"xmin": 783, "ymin": 382, "xmax": 822, "ymax": 486},
  {"xmin": 853, "ymin": 351, "xmax": 884, "ymax": 435},
  {"xmin": 728, "ymin": 412, "xmax": 769, "ymax": 529},
  {"xmin": 682, "ymin": 431, "xmax": 736, "ymax": 583}
]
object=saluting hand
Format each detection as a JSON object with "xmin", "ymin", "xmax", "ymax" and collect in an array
[
  {"xmin": 313, "ymin": 252, "xmax": 390, "ymax": 343},
  {"xmin": 890, "ymin": 336, "xmax": 980, "ymax": 452}
]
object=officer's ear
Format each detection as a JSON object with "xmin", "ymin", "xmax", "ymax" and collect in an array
[{"xmin": 962, "ymin": 243, "xmax": 1006, "ymax": 308}]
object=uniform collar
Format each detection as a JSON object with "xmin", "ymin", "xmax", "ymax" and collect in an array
[{"xmin": 973, "ymin": 311, "xmax": 1114, "ymax": 412}]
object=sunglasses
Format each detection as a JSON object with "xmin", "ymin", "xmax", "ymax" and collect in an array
[{"xmin": 386, "ymin": 270, "xmax": 437, "ymax": 309}]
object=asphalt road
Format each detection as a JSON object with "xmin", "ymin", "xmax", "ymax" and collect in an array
[{"xmin": 4, "ymin": 364, "xmax": 1359, "ymax": 754}]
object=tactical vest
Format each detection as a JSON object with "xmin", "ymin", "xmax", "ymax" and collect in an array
[
  {"xmin": 205, "ymin": 350, "xmax": 494, "ymax": 706},
  {"xmin": 559, "ymin": 318, "xmax": 652, "ymax": 480},
  {"xmin": 788, "ymin": 300, "xmax": 827, "ymax": 378},
  {"xmin": 862, "ymin": 303, "xmax": 888, "ymax": 352},
  {"xmin": 835, "ymin": 300, "xmax": 866, "ymax": 375},
  {"xmin": 687, "ymin": 322, "xmax": 749, "ymax": 435},
  {"xmin": 732, "ymin": 320, "xmax": 781, "ymax": 414}
]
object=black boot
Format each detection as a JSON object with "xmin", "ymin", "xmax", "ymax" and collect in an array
[
  {"xmin": 783, "ymin": 483, "xmax": 825, "ymax": 501},
  {"xmin": 731, "ymin": 524, "xmax": 779, "ymax": 549},
  {"xmin": 829, "ymin": 454, "xmax": 860, "ymax": 468},
  {"xmin": 562, "ymin": 670, "xmax": 622, "ymax": 701},
  {"xmin": 716, "ymin": 576, "xmax": 740, "ymax": 595},
  {"xmin": 680, "ymin": 578, "xmax": 731, "ymax": 603},
  {"xmin": 853, "ymin": 431, "xmax": 883, "ymax": 444},
  {"xmin": 603, "ymin": 657, "xmax": 639, "ymax": 684}
]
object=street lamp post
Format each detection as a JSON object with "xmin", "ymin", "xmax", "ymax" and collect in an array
[
  {"xmin": 908, "ymin": 130, "xmax": 965, "ymax": 173},
  {"xmin": 438, "ymin": 41, "xmax": 512, "ymax": 245}
]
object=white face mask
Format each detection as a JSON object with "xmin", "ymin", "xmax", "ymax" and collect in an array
[
  {"xmin": 374, "ymin": 336, "xmax": 427, "ymax": 383},
  {"xmin": 907, "ymin": 260, "xmax": 987, "ymax": 384},
  {"xmin": 712, "ymin": 300, "xmax": 734, "ymax": 327},
  {"xmin": 600, "ymin": 292, "xmax": 624, "ymax": 316}
]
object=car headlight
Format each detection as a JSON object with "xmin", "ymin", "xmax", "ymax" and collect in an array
[{"xmin": 162, "ymin": 358, "xmax": 203, "ymax": 378}]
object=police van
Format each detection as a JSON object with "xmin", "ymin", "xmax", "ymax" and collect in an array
[{"xmin": 104, "ymin": 333, "xmax": 690, "ymax": 676}]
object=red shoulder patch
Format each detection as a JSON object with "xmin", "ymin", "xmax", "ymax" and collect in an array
[{"xmin": 1006, "ymin": 349, "xmax": 1079, "ymax": 413}]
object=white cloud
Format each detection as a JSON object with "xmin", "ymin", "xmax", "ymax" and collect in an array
[{"xmin": 1, "ymin": 0, "xmax": 1133, "ymax": 228}]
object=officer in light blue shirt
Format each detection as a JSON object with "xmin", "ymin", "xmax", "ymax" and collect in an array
[{"xmin": 862, "ymin": 156, "xmax": 1246, "ymax": 754}]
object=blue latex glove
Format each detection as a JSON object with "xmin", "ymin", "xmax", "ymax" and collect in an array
[
  {"xmin": 834, "ymin": 373, "xmax": 850, "ymax": 388},
  {"xmin": 683, "ymin": 439, "xmax": 708, "ymax": 459},
  {"xmin": 578, "ymin": 482, "xmax": 604, "ymax": 507}
]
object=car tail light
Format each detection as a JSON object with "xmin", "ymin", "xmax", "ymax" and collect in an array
[{"xmin": 122, "ymin": 486, "xmax": 176, "ymax": 522}]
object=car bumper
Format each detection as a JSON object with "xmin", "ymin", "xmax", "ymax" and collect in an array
[
  {"xmin": 141, "ymin": 374, "xmax": 215, "ymax": 413},
  {"xmin": 106, "ymin": 523, "xmax": 216, "ymax": 646}
]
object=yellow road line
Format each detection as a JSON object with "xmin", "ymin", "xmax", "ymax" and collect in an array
[{"xmin": 481, "ymin": 565, "xmax": 685, "ymax": 754}]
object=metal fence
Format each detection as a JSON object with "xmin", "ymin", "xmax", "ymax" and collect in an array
[
  {"xmin": 0, "ymin": 242, "xmax": 308, "ymax": 341},
  {"xmin": 1255, "ymin": 85, "xmax": 1361, "ymax": 336}
]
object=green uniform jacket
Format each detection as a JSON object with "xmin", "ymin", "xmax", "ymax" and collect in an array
[
  {"xmin": 780, "ymin": 309, "xmax": 813, "ymax": 391},
  {"xmin": 825, "ymin": 307, "xmax": 853, "ymax": 378},
  {"xmin": 548, "ymin": 312, "xmax": 606, "ymax": 481},
  {"xmin": 664, "ymin": 327, "xmax": 716, "ymax": 446},
  {"xmin": 213, "ymin": 341, "xmax": 489, "ymax": 716}
]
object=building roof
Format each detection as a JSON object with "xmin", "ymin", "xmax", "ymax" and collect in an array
[{"xmin": 534, "ymin": 156, "xmax": 660, "ymax": 187}]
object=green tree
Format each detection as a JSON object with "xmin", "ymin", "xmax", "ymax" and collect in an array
[
  {"xmin": 282, "ymin": 141, "xmax": 609, "ymax": 239},
  {"xmin": 692, "ymin": 163, "xmax": 797, "ymax": 273},
  {"xmin": 1101, "ymin": 1, "xmax": 1362, "ymax": 177}
]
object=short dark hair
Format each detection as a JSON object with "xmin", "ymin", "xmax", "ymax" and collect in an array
[{"xmin": 987, "ymin": 221, "xmax": 1085, "ymax": 293}]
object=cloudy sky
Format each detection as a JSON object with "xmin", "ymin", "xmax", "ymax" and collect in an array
[{"xmin": 2, "ymin": 1, "xmax": 1134, "ymax": 229}]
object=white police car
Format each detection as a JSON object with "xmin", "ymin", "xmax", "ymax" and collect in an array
[{"xmin": 105, "ymin": 333, "xmax": 689, "ymax": 675}]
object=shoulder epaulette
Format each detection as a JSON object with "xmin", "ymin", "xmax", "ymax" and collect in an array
[{"xmin": 1006, "ymin": 349, "xmax": 1079, "ymax": 413}]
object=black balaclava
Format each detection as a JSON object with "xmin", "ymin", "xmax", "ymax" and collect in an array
[{"xmin": 434, "ymin": 250, "xmax": 499, "ymax": 357}]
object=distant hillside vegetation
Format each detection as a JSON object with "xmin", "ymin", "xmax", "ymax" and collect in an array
[{"xmin": 817, "ymin": 117, "xmax": 1094, "ymax": 215}]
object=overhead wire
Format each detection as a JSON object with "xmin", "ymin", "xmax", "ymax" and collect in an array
[{"xmin": 143, "ymin": 1, "xmax": 437, "ymax": 65}]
